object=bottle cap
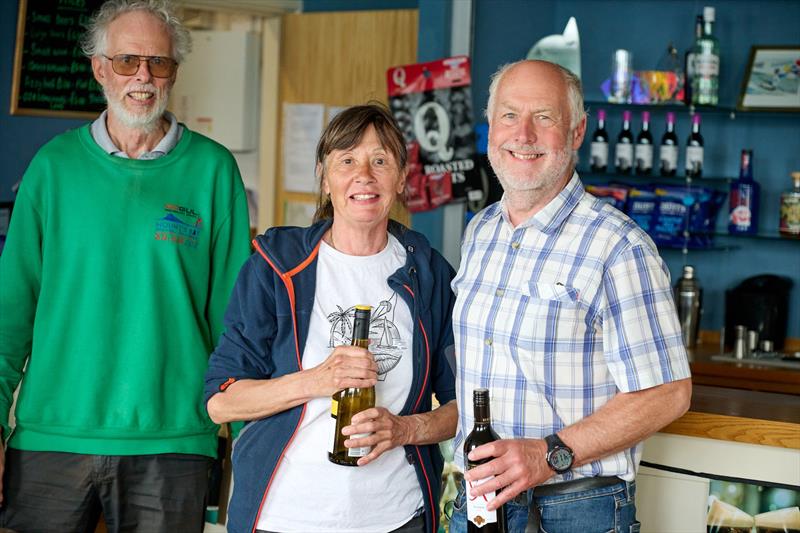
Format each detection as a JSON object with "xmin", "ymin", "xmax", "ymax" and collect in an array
[
  {"xmin": 623, "ymin": 110, "xmax": 632, "ymax": 121},
  {"xmin": 703, "ymin": 6, "xmax": 715, "ymax": 22},
  {"xmin": 683, "ymin": 265, "xmax": 695, "ymax": 279},
  {"xmin": 473, "ymin": 388, "xmax": 489, "ymax": 405},
  {"xmin": 666, "ymin": 111, "xmax": 676, "ymax": 123},
  {"xmin": 642, "ymin": 111, "xmax": 650, "ymax": 122},
  {"xmin": 598, "ymin": 109, "xmax": 606, "ymax": 120},
  {"xmin": 692, "ymin": 113, "xmax": 701, "ymax": 125}
]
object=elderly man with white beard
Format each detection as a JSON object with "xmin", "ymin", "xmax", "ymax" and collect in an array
[
  {"xmin": 447, "ymin": 60, "xmax": 692, "ymax": 533},
  {"xmin": 0, "ymin": 1, "xmax": 250, "ymax": 531}
]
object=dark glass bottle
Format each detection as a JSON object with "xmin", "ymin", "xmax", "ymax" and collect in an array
[
  {"xmin": 659, "ymin": 112, "xmax": 679, "ymax": 177},
  {"xmin": 684, "ymin": 113, "xmax": 704, "ymax": 178},
  {"xmin": 728, "ymin": 149, "xmax": 760, "ymax": 235},
  {"xmin": 590, "ymin": 109, "xmax": 609, "ymax": 173},
  {"xmin": 329, "ymin": 305, "xmax": 375, "ymax": 466},
  {"xmin": 464, "ymin": 388, "xmax": 507, "ymax": 533},
  {"xmin": 635, "ymin": 111, "xmax": 654, "ymax": 176},
  {"xmin": 614, "ymin": 110, "xmax": 634, "ymax": 175}
]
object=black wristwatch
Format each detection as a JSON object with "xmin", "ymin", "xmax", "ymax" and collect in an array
[{"xmin": 544, "ymin": 433, "xmax": 574, "ymax": 474}]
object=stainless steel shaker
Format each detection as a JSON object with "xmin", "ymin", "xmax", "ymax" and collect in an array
[{"xmin": 674, "ymin": 265, "xmax": 702, "ymax": 348}]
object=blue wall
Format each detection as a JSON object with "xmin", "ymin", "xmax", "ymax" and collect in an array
[
  {"xmin": 3, "ymin": 0, "xmax": 798, "ymax": 339},
  {"xmin": 468, "ymin": 0, "xmax": 800, "ymax": 339},
  {"xmin": 0, "ymin": 0, "xmax": 90, "ymax": 202}
]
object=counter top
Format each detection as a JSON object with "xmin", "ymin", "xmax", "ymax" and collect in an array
[
  {"xmin": 660, "ymin": 385, "xmax": 800, "ymax": 450},
  {"xmin": 688, "ymin": 343, "xmax": 800, "ymax": 395}
]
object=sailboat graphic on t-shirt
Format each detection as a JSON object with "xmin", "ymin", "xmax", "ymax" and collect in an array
[{"xmin": 326, "ymin": 293, "xmax": 405, "ymax": 381}]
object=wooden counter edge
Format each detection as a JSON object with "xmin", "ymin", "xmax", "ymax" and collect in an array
[{"xmin": 660, "ymin": 411, "xmax": 800, "ymax": 450}]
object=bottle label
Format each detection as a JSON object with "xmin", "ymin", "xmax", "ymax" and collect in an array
[
  {"xmin": 660, "ymin": 145, "xmax": 678, "ymax": 172},
  {"xmin": 590, "ymin": 141, "xmax": 608, "ymax": 167},
  {"xmin": 695, "ymin": 54, "xmax": 720, "ymax": 77},
  {"xmin": 467, "ymin": 476, "xmax": 498, "ymax": 526},
  {"xmin": 615, "ymin": 144, "xmax": 633, "ymax": 170},
  {"xmin": 780, "ymin": 194, "xmax": 800, "ymax": 234},
  {"xmin": 685, "ymin": 146, "xmax": 703, "ymax": 173},
  {"xmin": 730, "ymin": 204, "xmax": 753, "ymax": 228},
  {"xmin": 635, "ymin": 144, "xmax": 653, "ymax": 170},
  {"xmin": 347, "ymin": 434, "xmax": 371, "ymax": 458}
]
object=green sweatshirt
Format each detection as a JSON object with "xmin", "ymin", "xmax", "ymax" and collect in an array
[{"xmin": 0, "ymin": 125, "xmax": 251, "ymax": 457}]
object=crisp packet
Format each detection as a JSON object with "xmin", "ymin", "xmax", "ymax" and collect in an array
[
  {"xmin": 586, "ymin": 184, "xmax": 629, "ymax": 211},
  {"xmin": 626, "ymin": 187, "xmax": 658, "ymax": 233},
  {"xmin": 652, "ymin": 186, "xmax": 725, "ymax": 248}
]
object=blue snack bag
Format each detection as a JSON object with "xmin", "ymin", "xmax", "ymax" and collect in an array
[{"xmin": 626, "ymin": 187, "xmax": 658, "ymax": 233}]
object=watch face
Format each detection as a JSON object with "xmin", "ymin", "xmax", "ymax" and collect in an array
[{"xmin": 550, "ymin": 447, "xmax": 573, "ymax": 471}]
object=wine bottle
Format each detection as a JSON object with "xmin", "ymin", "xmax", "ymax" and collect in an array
[
  {"xmin": 614, "ymin": 110, "xmax": 634, "ymax": 175},
  {"xmin": 779, "ymin": 172, "xmax": 800, "ymax": 238},
  {"xmin": 634, "ymin": 111, "xmax": 654, "ymax": 176},
  {"xmin": 691, "ymin": 6, "xmax": 720, "ymax": 106},
  {"xmin": 464, "ymin": 388, "xmax": 507, "ymax": 533},
  {"xmin": 589, "ymin": 109, "xmax": 609, "ymax": 173},
  {"xmin": 328, "ymin": 305, "xmax": 375, "ymax": 466},
  {"xmin": 685, "ymin": 113, "xmax": 704, "ymax": 178},
  {"xmin": 728, "ymin": 149, "xmax": 760, "ymax": 235},
  {"xmin": 684, "ymin": 14, "xmax": 703, "ymax": 105},
  {"xmin": 659, "ymin": 112, "xmax": 679, "ymax": 177}
]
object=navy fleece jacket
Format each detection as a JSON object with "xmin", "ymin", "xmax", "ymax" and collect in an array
[{"xmin": 204, "ymin": 219, "xmax": 457, "ymax": 533}]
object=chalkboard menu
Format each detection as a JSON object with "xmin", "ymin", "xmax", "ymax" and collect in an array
[{"xmin": 11, "ymin": 0, "xmax": 106, "ymax": 118}]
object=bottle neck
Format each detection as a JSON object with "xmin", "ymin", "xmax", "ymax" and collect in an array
[
  {"xmin": 622, "ymin": 119, "xmax": 631, "ymax": 131},
  {"xmin": 704, "ymin": 20, "xmax": 714, "ymax": 37},
  {"xmin": 691, "ymin": 121, "xmax": 701, "ymax": 134},
  {"xmin": 641, "ymin": 122, "xmax": 650, "ymax": 132},
  {"xmin": 473, "ymin": 402, "xmax": 491, "ymax": 425},
  {"xmin": 666, "ymin": 121, "xmax": 675, "ymax": 133},
  {"xmin": 597, "ymin": 118, "xmax": 605, "ymax": 130}
]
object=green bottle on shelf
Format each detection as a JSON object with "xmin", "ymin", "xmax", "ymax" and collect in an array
[{"xmin": 691, "ymin": 6, "xmax": 720, "ymax": 106}]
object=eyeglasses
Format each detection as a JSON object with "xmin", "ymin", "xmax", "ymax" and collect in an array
[{"xmin": 103, "ymin": 54, "xmax": 177, "ymax": 78}]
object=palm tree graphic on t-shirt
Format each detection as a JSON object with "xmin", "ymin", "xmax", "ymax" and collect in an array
[{"xmin": 326, "ymin": 293, "xmax": 405, "ymax": 381}]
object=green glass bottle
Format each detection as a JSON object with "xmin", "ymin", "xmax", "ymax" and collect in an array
[
  {"xmin": 691, "ymin": 6, "xmax": 720, "ymax": 106},
  {"xmin": 328, "ymin": 305, "xmax": 375, "ymax": 466}
]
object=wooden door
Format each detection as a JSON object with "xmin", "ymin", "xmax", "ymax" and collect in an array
[{"xmin": 269, "ymin": 9, "xmax": 418, "ymax": 228}]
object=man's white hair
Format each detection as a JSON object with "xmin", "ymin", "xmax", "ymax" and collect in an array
[
  {"xmin": 485, "ymin": 60, "xmax": 586, "ymax": 130},
  {"xmin": 80, "ymin": 0, "xmax": 191, "ymax": 63}
]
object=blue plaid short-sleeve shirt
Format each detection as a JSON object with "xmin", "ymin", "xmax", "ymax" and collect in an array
[{"xmin": 452, "ymin": 173, "xmax": 691, "ymax": 482}]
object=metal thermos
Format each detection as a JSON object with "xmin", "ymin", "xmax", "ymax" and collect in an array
[{"xmin": 674, "ymin": 265, "xmax": 702, "ymax": 348}]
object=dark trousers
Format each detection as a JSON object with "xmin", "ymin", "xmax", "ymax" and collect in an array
[{"xmin": 0, "ymin": 448, "xmax": 212, "ymax": 533}]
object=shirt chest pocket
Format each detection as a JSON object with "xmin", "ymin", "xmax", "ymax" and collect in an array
[{"xmin": 515, "ymin": 281, "xmax": 586, "ymax": 355}]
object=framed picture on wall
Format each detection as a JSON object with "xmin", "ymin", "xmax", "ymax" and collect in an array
[{"xmin": 737, "ymin": 45, "xmax": 800, "ymax": 112}]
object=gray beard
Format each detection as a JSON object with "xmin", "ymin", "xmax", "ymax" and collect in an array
[{"xmin": 104, "ymin": 88, "xmax": 169, "ymax": 134}]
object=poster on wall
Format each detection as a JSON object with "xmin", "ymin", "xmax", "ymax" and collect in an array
[{"xmin": 387, "ymin": 56, "xmax": 480, "ymax": 212}]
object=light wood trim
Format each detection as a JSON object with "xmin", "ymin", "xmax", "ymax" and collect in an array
[
  {"xmin": 661, "ymin": 411, "xmax": 800, "ymax": 450},
  {"xmin": 274, "ymin": 9, "xmax": 417, "ymax": 227},
  {"xmin": 257, "ymin": 16, "xmax": 280, "ymax": 233}
]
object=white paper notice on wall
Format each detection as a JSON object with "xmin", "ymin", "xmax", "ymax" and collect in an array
[{"xmin": 282, "ymin": 103, "xmax": 325, "ymax": 193}]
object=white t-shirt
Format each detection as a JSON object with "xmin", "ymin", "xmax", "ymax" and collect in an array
[{"xmin": 257, "ymin": 234, "xmax": 423, "ymax": 532}]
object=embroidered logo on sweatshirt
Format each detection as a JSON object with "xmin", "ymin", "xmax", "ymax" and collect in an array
[{"xmin": 155, "ymin": 203, "xmax": 202, "ymax": 247}]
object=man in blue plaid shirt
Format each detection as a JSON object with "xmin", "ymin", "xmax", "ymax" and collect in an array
[{"xmin": 448, "ymin": 60, "xmax": 692, "ymax": 533}]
